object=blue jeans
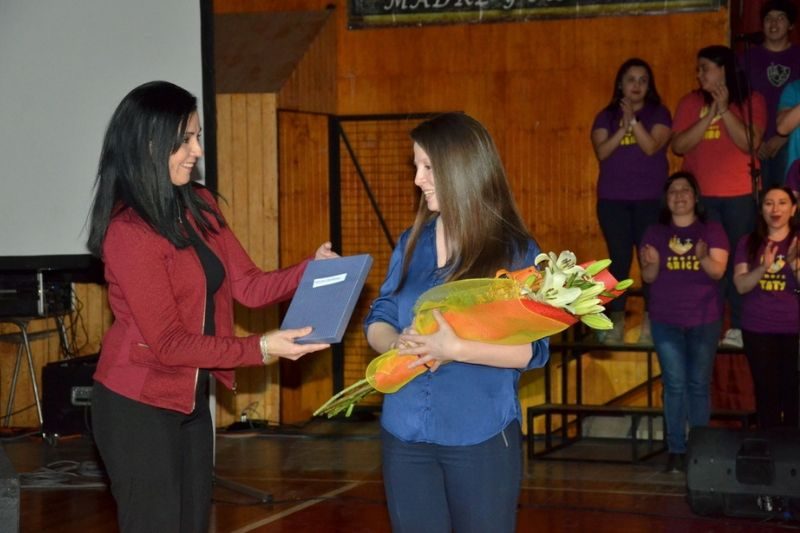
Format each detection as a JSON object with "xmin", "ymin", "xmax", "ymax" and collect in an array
[
  {"xmin": 652, "ymin": 320, "xmax": 721, "ymax": 453},
  {"xmin": 381, "ymin": 421, "xmax": 522, "ymax": 533},
  {"xmin": 597, "ymin": 199, "xmax": 660, "ymax": 312},
  {"xmin": 702, "ymin": 196, "xmax": 756, "ymax": 328}
]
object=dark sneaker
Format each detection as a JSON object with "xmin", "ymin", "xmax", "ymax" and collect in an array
[{"xmin": 665, "ymin": 453, "xmax": 686, "ymax": 474}]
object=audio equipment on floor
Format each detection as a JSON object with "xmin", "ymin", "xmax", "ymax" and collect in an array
[
  {"xmin": 41, "ymin": 354, "xmax": 98, "ymax": 440},
  {"xmin": 687, "ymin": 426, "xmax": 800, "ymax": 520}
]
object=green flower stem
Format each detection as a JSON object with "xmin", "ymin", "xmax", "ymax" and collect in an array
[{"xmin": 313, "ymin": 379, "xmax": 377, "ymax": 418}]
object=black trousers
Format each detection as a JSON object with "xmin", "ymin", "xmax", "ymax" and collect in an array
[
  {"xmin": 92, "ymin": 372, "xmax": 213, "ymax": 533},
  {"xmin": 596, "ymin": 199, "xmax": 659, "ymax": 313},
  {"xmin": 743, "ymin": 330, "xmax": 800, "ymax": 429}
]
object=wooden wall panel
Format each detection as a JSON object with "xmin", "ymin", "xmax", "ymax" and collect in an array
[
  {"xmin": 333, "ymin": 9, "xmax": 728, "ymax": 262},
  {"xmin": 73, "ymin": 282, "xmax": 112, "ymax": 355},
  {"xmin": 277, "ymin": 110, "xmax": 332, "ymax": 423},
  {"xmin": 277, "ymin": 9, "xmax": 337, "ymax": 114},
  {"xmin": 326, "ymin": 7, "xmax": 728, "ymax": 423},
  {"xmin": 215, "ymin": 93, "xmax": 281, "ymax": 426},
  {"xmin": 212, "ymin": 0, "xmax": 730, "ymax": 428}
]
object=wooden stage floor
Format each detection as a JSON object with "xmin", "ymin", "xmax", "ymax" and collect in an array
[{"xmin": 3, "ymin": 417, "xmax": 798, "ymax": 532}]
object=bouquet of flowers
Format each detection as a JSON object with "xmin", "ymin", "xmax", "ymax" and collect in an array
[{"xmin": 314, "ymin": 251, "xmax": 632, "ymax": 418}]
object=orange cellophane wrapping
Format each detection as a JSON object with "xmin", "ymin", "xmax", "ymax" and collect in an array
[{"xmin": 366, "ymin": 262, "xmax": 622, "ymax": 394}]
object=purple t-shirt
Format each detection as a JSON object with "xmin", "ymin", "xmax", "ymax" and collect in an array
[
  {"xmin": 734, "ymin": 234, "xmax": 800, "ymax": 334},
  {"xmin": 741, "ymin": 44, "xmax": 800, "ymax": 139},
  {"xmin": 642, "ymin": 220, "xmax": 729, "ymax": 327},
  {"xmin": 592, "ymin": 103, "xmax": 672, "ymax": 201}
]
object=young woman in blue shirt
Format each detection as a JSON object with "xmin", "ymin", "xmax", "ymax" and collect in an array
[{"xmin": 365, "ymin": 113, "xmax": 549, "ymax": 533}]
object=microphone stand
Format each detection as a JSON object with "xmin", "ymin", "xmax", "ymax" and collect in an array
[{"xmin": 738, "ymin": 37, "xmax": 762, "ymax": 207}]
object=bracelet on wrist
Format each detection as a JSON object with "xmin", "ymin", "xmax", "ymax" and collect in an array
[
  {"xmin": 260, "ymin": 334, "xmax": 272, "ymax": 365},
  {"xmin": 718, "ymin": 108, "xmax": 728, "ymax": 117}
]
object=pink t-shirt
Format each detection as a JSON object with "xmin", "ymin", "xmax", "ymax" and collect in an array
[{"xmin": 673, "ymin": 90, "xmax": 767, "ymax": 197}]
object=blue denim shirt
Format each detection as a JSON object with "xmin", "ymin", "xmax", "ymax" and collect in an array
[{"xmin": 365, "ymin": 219, "xmax": 549, "ymax": 446}]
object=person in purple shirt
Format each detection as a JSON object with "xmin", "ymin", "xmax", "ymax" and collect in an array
[
  {"xmin": 591, "ymin": 58, "xmax": 673, "ymax": 344},
  {"xmin": 787, "ymin": 161, "xmax": 800, "ymax": 195},
  {"xmin": 640, "ymin": 172, "xmax": 729, "ymax": 473},
  {"xmin": 740, "ymin": 0, "xmax": 800, "ymax": 188},
  {"xmin": 733, "ymin": 186, "xmax": 800, "ymax": 429},
  {"xmin": 365, "ymin": 113, "xmax": 549, "ymax": 533}
]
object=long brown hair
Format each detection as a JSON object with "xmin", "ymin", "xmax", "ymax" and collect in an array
[{"xmin": 401, "ymin": 113, "xmax": 532, "ymax": 283}]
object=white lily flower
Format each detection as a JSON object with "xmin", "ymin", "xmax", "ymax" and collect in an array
[
  {"xmin": 534, "ymin": 252, "xmax": 557, "ymax": 267},
  {"xmin": 534, "ymin": 269, "xmax": 582, "ymax": 308},
  {"xmin": 554, "ymin": 251, "xmax": 584, "ymax": 274},
  {"xmin": 523, "ymin": 251, "xmax": 632, "ymax": 329}
]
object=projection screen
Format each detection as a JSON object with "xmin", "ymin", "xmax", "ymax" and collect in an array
[{"xmin": 0, "ymin": 0, "xmax": 208, "ymax": 271}]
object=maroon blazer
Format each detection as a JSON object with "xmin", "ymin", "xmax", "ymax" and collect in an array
[{"xmin": 94, "ymin": 188, "xmax": 308, "ymax": 413}]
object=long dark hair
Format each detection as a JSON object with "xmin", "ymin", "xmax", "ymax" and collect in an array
[
  {"xmin": 746, "ymin": 186, "xmax": 800, "ymax": 264},
  {"xmin": 657, "ymin": 171, "xmax": 707, "ymax": 225},
  {"xmin": 87, "ymin": 81, "xmax": 223, "ymax": 257},
  {"xmin": 697, "ymin": 45, "xmax": 751, "ymax": 107},
  {"xmin": 401, "ymin": 113, "xmax": 533, "ymax": 283},
  {"xmin": 603, "ymin": 57, "xmax": 662, "ymax": 113}
]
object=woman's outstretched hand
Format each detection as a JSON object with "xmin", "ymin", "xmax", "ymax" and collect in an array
[
  {"xmin": 265, "ymin": 328, "xmax": 329, "ymax": 361},
  {"xmin": 314, "ymin": 242, "xmax": 339, "ymax": 260}
]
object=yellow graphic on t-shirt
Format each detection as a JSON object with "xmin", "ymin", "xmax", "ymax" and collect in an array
[
  {"xmin": 759, "ymin": 272, "xmax": 787, "ymax": 291},
  {"xmin": 619, "ymin": 118, "xmax": 637, "ymax": 146},
  {"xmin": 666, "ymin": 255, "xmax": 700, "ymax": 271},
  {"xmin": 768, "ymin": 254, "xmax": 786, "ymax": 274},
  {"xmin": 668, "ymin": 235, "xmax": 693, "ymax": 255},
  {"xmin": 758, "ymin": 254, "xmax": 787, "ymax": 291},
  {"xmin": 699, "ymin": 105, "xmax": 722, "ymax": 140}
]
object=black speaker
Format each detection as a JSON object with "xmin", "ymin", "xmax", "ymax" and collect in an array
[
  {"xmin": 41, "ymin": 354, "xmax": 98, "ymax": 439},
  {"xmin": 687, "ymin": 426, "xmax": 800, "ymax": 519}
]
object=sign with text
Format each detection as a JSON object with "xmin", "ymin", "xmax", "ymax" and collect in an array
[{"xmin": 348, "ymin": 0, "xmax": 721, "ymax": 28}]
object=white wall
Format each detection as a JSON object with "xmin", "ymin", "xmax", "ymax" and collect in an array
[{"xmin": 0, "ymin": 0, "xmax": 204, "ymax": 268}]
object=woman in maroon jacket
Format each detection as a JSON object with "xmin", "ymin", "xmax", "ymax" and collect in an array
[{"xmin": 86, "ymin": 81, "xmax": 335, "ymax": 533}]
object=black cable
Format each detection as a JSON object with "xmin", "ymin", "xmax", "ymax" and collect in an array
[
  {"xmin": 65, "ymin": 291, "xmax": 91, "ymax": 355},
  {"xmin": 0, "ymin": 402, "xmax": 36, "ymax": 422}
]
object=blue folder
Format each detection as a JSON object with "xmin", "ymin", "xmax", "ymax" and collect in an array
[{"xmin": 280, "ymin": 254, "xmax": 373, "ymax": 344}]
